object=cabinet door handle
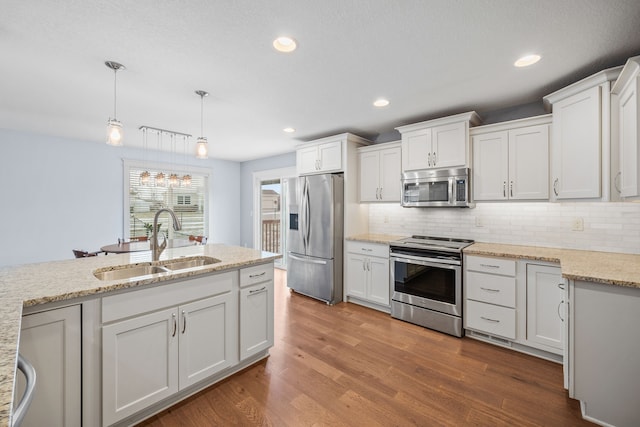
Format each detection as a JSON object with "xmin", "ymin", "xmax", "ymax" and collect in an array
[
  {"xmin": 614, "ymin": 171, "xmax": 621, "ymax": 194},
  {"xmin": 510, "ymin": 181, "xmax": 513, "ymax": 197},
  {"xmin": 362, "ymin": 260, "xmax": 366, "ymax": 271},
  {"xmin": 480, "ymin": 316, "xmax": 500, "ymax": 323},
  {"xmin": 249, "ymin": 271, "xmax": 266, "ymax": 278},
  {"xmin": 480, "ymin": 287, "xmax": 500, "ymax": 293},
  {"xmin": 432, "ymin": 151, "xmax": 437, "ymax": 166},
  {"xmin": 172, "ymin": 313, "xmax": 177, "ymax": 337},
  {"xmin": 480, "ymin": 263, "xmax": 500, "ymax": 269},
  {"xmin": 503, "ymin": 181, "xmax": 506, "ymax": 198},
  {"xmin": 558, "ymin": 300, "xmax": 565, "ymax": 322},
  {"xmin": 250, "ymin": 286, "xmax": 267, "ymax": 294},
  {"xmin": 379, "ymin": 187, "xmax": 382, "ymax": 199},
  {"xmin": 553, "ymin": 178, "xmax": 559, "ymax": 196},
  {"xmin": 557, "ymin": 283, "xmax": 565, "ymax": 290},
  {"xmin": 181, "ymin": 310, "xmax": 187, "ymax": 334}
]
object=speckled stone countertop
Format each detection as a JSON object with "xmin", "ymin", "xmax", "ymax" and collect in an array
[
  {"xmin": 346, "ymin": 233, "xmax": 408, "ymax": 245},
  {"xmin": 0, "ymin": 244, "xmax": 280, "ymax": 427},
  {"xmin": 464, "ymin": 242, "xmax": 640, "ymax": 288}
]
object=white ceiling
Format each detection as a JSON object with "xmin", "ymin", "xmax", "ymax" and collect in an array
[{"xmin": 2, "ymin": 0, "xmax": 640, "ymax": 162}]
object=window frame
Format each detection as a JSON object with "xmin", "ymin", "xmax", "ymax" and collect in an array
[{"xmin": 123, "ymin": 159, "xmax": 210, "ymax": 241}]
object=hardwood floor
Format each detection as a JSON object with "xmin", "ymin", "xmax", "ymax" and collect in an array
[{"xmin": 138, "ymin": 269, "xmax": 591, "ymax": 426}]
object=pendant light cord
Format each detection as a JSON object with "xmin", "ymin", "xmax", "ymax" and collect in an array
[
  {"xmin": 113, "ymin": 68, "xmax": 118, "ymax": 119},
  {"xmin": 200, "ymin": 94, "xmax": 204, "ymax": 136}
]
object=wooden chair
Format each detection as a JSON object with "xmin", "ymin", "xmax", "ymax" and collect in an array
[{"xmin": 72, "ymin": 249, "xmax": 101, "ymax": 258}]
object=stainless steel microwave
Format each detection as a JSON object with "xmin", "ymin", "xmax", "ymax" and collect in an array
[{"xmin": 401, "ymin": 167, "xmax": 472, "ymax": 207}]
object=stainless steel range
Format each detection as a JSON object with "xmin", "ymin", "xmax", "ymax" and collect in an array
[{"xmin": 389, "ymin": 235, "xmax": 474, "ymax": 337}]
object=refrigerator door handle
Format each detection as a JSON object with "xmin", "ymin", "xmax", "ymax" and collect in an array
[
  {"xmin": 305, "ymin": 178, "xmax": 311, "ymax": 249},
  {"xmin": 288, "ymin": 253, "xmax": 328, "ymax": 265},
  {"xmin": 300, "ymin": 178, "xmax": 307, "ymax": 252}
]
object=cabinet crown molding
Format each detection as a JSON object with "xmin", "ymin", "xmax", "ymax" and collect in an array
[
  {"xmin": 470, "ymin": 114, "xmax": 552, "ymax": 136},
  {"xmin": 297, "ymin": 132, "xmax": 371, "ymax": 147},
  {"xmin": 611, "ymin": 55, "xmax": 640, "ymax": 94},
  {"xmin": 543, "ymin": 66, "xmax": 622, "ymax": 109},
  {"xmin": 357, "ymin": 140, "xmax": 401, "ymax": 153},
  {"xmin": 395, "ymin": 111, "xmax": 481, "ymax": 133}
]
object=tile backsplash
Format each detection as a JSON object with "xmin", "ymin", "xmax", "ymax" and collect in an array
[{"xmin": 369, "ymin": 202, "xmax": 640, "ymax": 254}]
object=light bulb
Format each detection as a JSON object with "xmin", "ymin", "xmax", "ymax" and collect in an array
[
  {"xmin": 196, "ymin": 137, "xmax": 208, "ymax": 159},
  {"xmin": 140, "ymin": 170, "xmax": 151, "ymax": 185}
]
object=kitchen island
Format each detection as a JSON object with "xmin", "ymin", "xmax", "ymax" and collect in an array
[{"xmin": 0, "ymin": 244, "xmax": 280, "ymax": 427}]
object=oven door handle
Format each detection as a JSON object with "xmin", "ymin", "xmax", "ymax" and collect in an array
[{"xmin": 390, "ymin": 255, "xmax": 461, "ymax": 268}]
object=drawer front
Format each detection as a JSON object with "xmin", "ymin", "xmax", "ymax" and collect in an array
[
  {"xmin": 240, "ymin": 263, "xmax": 274, "ymax": 288},
  {"xmin": 466, "ymin": 255, "xmax": 516, "ymax": 277},
  {"xmin": 466, "ymin": 271, "xmax": 516, "ymax": 307},
  {"xmin": 102, "ymin": 271, "xmax": 236, "ymax": 324},
  {"xmin": 466, "ymin": 300, "xmax": 516, "ymax": 339},
  {"xmin": 345, "ymin": 241, "xmax": 389, "ymax": 259}
]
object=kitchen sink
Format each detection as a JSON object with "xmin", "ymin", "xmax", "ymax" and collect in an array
[
  {"xmin": 162, "ymin": 256, "xmax": 220, "ymax": 271},
  {"xmin": 93, "ymin": 256, "xmax": 221, "ymax": 281},
  {"xmin": 93, "ymin": 265, "xmax": 170, "ymax": 281}
]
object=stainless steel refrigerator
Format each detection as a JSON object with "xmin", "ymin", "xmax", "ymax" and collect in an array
[{"xmin": 286, "ymin": 173, "xmax": 344, "ymax": 304}]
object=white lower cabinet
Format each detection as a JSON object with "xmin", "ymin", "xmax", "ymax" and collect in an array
[
  {"xmin": 239, "ymin": 264, "xmax": 274, "ymax": 360},
  {"xmin": 15, "ymin": 305, "xmax": 81, "ymax": 427},
  {"xmin": 101, "ymin": 272, "xmax": 239, "ymax": 426},
  {"xmin": 345, "ymin": 241, "xmax": 390, "ymax": 310},
  {"xmin": 464, "ymin": 255, "xmax": 564, "ymax": 360},
  {"xmin": 525, "ymin": 264, "xmax": 564, "ymax": 352}
]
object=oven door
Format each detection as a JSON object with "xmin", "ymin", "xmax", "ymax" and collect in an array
[{"xmin": 390, "ymin": 254, "xmax": 462, "ymax": 316}]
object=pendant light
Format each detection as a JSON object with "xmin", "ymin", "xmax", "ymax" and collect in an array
[
  {"xmin": 139, "ymin": 127, "xmax": 151, "ymax": 185},
  {"xmin": 105, "ymin": 61, "xmax": 125, "ymax": 146},
  {"xmin": 181, "ymin": 135, "xmax": 192, "ymax": 187},
  {"xmin": 195, "ymin": 90, "xmax": 209, "ymax": 159}
]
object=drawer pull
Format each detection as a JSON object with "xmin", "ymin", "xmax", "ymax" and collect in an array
[
  {"xmin": 480, "ymin": 316, "xmax": 500, "ymax": 323},
  {"xmin": 249, "ymin": 272, "xmax": 266, "ymax": 278},
  {"xmin": 250, "ymin": 286, "xmax": 267, "ymax": 294},
  {"xmin": 479, "ymin": 264, "xmax": 500, "ymax": 269},
  {"xmin": 557, "ymin": 283, "xmax": 565, "ymax": 290},
  {"xmin": 480, "ymin": 287, "xmax": 500, "ymax": 293},
  {"xmin": 362, "ymin": 248, "xmax": 373, "ymax": 252}
]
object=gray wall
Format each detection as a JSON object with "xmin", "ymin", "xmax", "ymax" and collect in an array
[
  {"xmin": 239, "ymin": 152, "xmax": 296, "ymax": 248},
  {"xmin": 0, "ymin": 128, "xmax": 241, "ymax": 267}
]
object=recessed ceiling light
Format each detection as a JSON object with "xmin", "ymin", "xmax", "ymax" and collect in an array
[
  {"xmin": 373, "ymin": 99, "xmax": 390, "ymax": 107},
  {"xmin": 283, "ymin": 127, "xmax": 296, "ymax": 133},
  {"xmin": 514, "ymin": 54, "xmax": 541, "ymax": 67},
  {"xmin": 273, "ymin": 36, "xmax": 297, "ymax": 53}
]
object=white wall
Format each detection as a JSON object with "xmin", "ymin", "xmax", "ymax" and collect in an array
[
  {"xmin": 369, "ymin": 202, "xmax": 640, "ymax": 254},
  {"xmin": 0, "ymin": 129, "xmax": 241, "ymax": 267}
]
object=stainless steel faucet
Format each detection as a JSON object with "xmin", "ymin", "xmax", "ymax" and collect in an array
[{"xmin": 152, "ymin": 208, "xmax": 182, "ymax": 261}]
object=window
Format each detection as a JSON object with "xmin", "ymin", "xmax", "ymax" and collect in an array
[{"xmin": 124, "ymin": 160, "xmax": 209, "ymax": 241}]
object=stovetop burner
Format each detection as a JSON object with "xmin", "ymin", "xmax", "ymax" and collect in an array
[{"xmin": 390, "ymin": 235, "xmax": 474, "ymax": 252}]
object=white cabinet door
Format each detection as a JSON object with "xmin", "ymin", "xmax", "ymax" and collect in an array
[
  {"xmin": 472, "ymin": 131, "xmax": 509, "ymax": 200},
  {"xmin": 526, "ymin": 264, "xmax": 564, "ymax": 353},
  {"xmin": 619, "ymin": 76, "xmax": 640, "ymax": 197},
  {"xmin": 103, "ymin": 307, "xmax": 179, "ymax": 426},
  {"xmin": 179, "ymin": 292, "xmax": 238, "ymax": 388},
  {"xmin": 551, "ymin": 85, "xmax": 602, "ymax": 199},
  {"xmin": 402, "ymin": 128, "xmax": 431, "ymax": 171},
  {"xmin": 368, "ymin": 256, "xmax": 390, "ymax": 306},
  {"xmin": 15, "ymin": 306, "xmax": 81, "ymax": 427},
  {"xmin": 431, "ymin": 121, "xmax": 467, "ymax": 168},
  {"xmin": 297, "ymin": 145, "xmax": 320, "ymax": 174},
  {"xmin": 508, "ymin": 124, "xmax": 549, "ymax": 200},
  {"xmin": 240, "ymin": 280, "xmax": 274, "ymax": 360},
  {"xmin": 345, "ymin": 253, "xmax": 367, "ymax": 299},
  {"xmin": 318, "ymin": 140, "xmax": 342, "ymax": 172},
  {"xmin": 379, "ymin": 146, "xmax": 402, "ymax": 201},
  {"xmin": 359, "ymin": 150, "xmax": 380, "ymax": 202}
]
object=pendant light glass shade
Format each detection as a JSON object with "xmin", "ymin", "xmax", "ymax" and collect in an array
[
  {"xmin": 105, "ymin": 61, "xmax": 125, "ymax": 146},
  {"xmin": 139, "ymin": 170, "xmax": 151, "ymax": 185},
  {"xmin": 195, "ymin": 90, "xmax": 209, "ymax": 159},
  {"xmin": 196, "ymin": 137, "xmax": 208, "ymax": 159},
  {"xmin": 182, "ymin": 174, "xmax": 192, "ymax": 187},
  {"xmin": 107, "ymin": 119, "xmax": 123, "ymax": 146},
  {"xmin": 155, "ymin": 171, "xmax": 166, "ymax": 187}
]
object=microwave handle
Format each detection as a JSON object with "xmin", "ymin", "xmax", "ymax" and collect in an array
[{"xmin": 449, "ymin": 177, "xmax": 455, "ymax": 205}]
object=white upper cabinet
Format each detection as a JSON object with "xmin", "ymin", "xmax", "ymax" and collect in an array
[
  {"xmin": 544, "ymin": 66, "xmax": 621, "ymax": 201},
  {"xmin": 472, "ymin": 116, "xmax": 550, "ymax": 201},
  {"xmin": 396, "ymin": 111, "xmax": 481, "ymax": 172},
  {"xmin": 297, "ymin": 140, "xmax": 342, "ymax": 174},
  {"xmin": 611, "ymin": 55, "xmax": 640, "ymax": 199},
  {"xmin": 358, "ymin": 142, "xmax": 401, "ymax": 202}
]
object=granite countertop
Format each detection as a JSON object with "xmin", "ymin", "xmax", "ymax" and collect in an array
[
  {"xmin": 346, "ymin": 233, "xmax": 408, "ymax": 245},
  {"xmin": 464, "ymin": 242, "xmax": 640, "ymax": 288},
  {"xmin": 0, "ymin": 244, "xmax": 280, "ymax": 427}
]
